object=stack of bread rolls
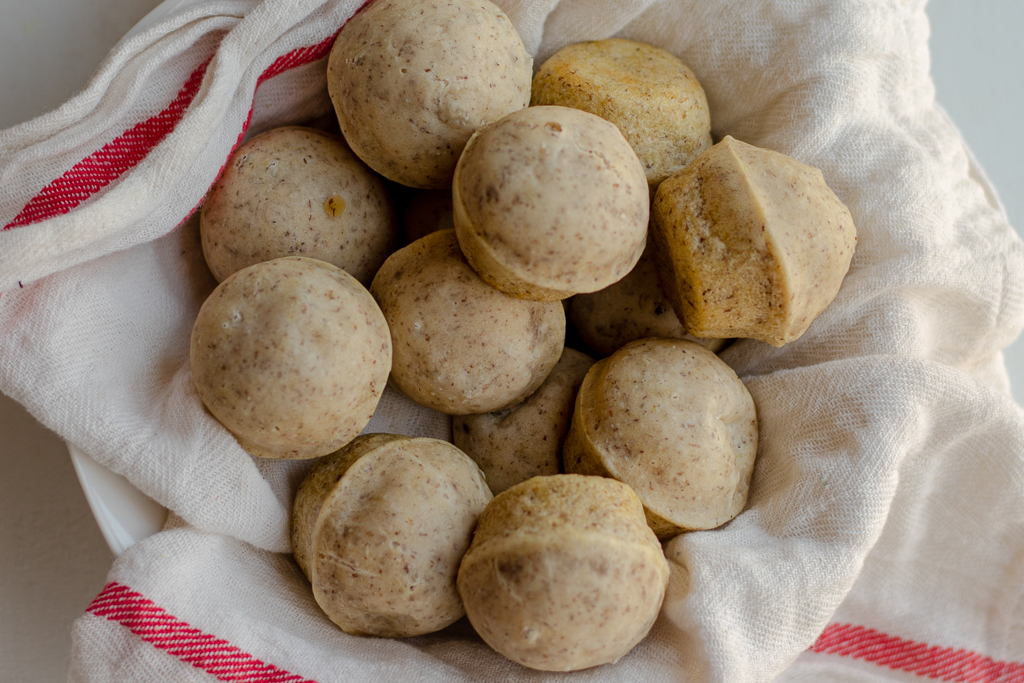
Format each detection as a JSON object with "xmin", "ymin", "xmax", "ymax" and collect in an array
[{"xmin": 187, "ymin": 0, "xmax": 856, "ymax": 671}]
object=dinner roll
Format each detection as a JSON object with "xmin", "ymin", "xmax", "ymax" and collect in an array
[
  {"xmin": 200, "ymin": 126, "xmax": 396, "ymax": 286},
  {"xmin": 650, "ymin": 136, "xmax": 857, "ymax": 346},
  {"xmin": 190, "ymin": 257, "xmax": 390, "ymax": 459},
  {"xmin": 458, "ymin": 474, "xmax": 669, "ymax": 671},
  {"xmin": 327, "ymin": 0, "xmax": 532, "ymax": 188},
  {"xmin": 371, "ymin": 230, "xmax": 565, "ymax": 415},
  {"xmin": 564, "ymin": 338, "xmax": 757, "ymax": 537},
  {"xmin": 454, "ymin": 106, "xmax": 648, "ymax": 301},
  {"xmin": 293, "ymin": 434, "xmax": 492, "ymax": 637}
]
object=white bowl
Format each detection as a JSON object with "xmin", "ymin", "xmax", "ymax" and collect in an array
[{"xmin": 69, "ymin": 443, "xmax": 168, "ymax": 555}]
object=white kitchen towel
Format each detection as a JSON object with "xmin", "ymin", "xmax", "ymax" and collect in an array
[{"xmin": 0, "ymin": 0, "xmax": 1021, "ymax": 680}]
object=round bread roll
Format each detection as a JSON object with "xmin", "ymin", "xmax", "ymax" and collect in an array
[
  {"xmin": 200, "ymin": 126, "xmax": 396, "ymax": 286},
  {"xmin": 651, "ymin": 136, "xmax": 857, "ymax": 346},
  {"xmin": 568, "ymin": 245, "xmax": 727, "ymax": 357},
  {"xmin": 404, "ymin": 189, "xmax": 453, "ymax": 245},
  {"xmin": 190, "ymin": 257, "xmax": 391, "ymax": 459},
  {"xmin": 292, "ymin": 433, "xmax": 492, "ymax": 637},
  {"xmin": 457, "ymin": 474, "xmax": 670, "ymax": 671},
  {"xmin": 327, "ymin": 0, "xmax": 532, "ymax": 189},
  {"xmin": 371, "ymin": 230, "xmax": 565, "ymax": 415},
  {"xmin": 531, "ymin": 38, "xmax": 712, "ymax": 190},
  {"xmin": 453, "ymin": 106, "xmax": 649, "ymax": 301},
  {"xmin": 564, "ymin": 338, "xmax": 757, "ymax": 537},
  {"xmin": 453, "ymin": 347, "xmax": 594, "ymax": 495}
]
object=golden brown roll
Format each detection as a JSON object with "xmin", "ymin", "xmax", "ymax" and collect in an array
[
  {"xmin": 650, "ymin": 136, "xmax": 857, "ymax": 346},
  {"xmin": 532, "ymin": 38, "xmax": 712, "ymax": 191}
]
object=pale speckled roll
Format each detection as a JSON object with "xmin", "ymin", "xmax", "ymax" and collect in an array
[
  {"xmin": 200, "ymin": 126, "xmax": 396, "ymax": 286},
  {"xmin": 292, "ymin": 433, "xmax": 492, "ymax": 637},
  {"xmin": 650, "ymin": 136, "xmax": 857, "ymax": 346},
  {"xmin": 563, "ymin": 338, "xmax": 758, "ymax": 537},
  {"xmin": 457, "ymin": 474, "xmax": 669, "ymax": 671},
  {"xmin": 327, "ymin": 0, "xmax": 532, "ymax": 189},
  {"xmin": 453, "ymin": 106, "xmax": 649, "ymax": 301},
  {"xmin": 190, "ymin": 257, "xmax": 391, "ymax": 459},
  {"xmin": 453, "ymin": 347, "xmax": 594, "ymax": 494},
  {"xmin": 531, "ymin": 38, "xmax": 712, "ymax": 191},
  {"xmin": 567, "ymin": 244, "xmax": 727, "ymax": 357},
  {"xmin": 370, "ymin": 229, "xmax": 565, "ymax": 415}
]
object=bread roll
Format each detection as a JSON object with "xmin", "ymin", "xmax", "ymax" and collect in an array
[
  {"xmin": 458, "ymin": 475, "xmax": 669, "ymax": 670},
  {"xmin": 453, "ymin": 106, "xmax": 648, "ymax": 301},
  {"xmin": 327, "ymin": 0, "xmax": 532, "ymax": 188},
  {"xmin": 200, "ymin": 126, "xmax": 395, "ymax": 286},
  {"xmin": 651, "ymin": 136, "xmax": 857, "ymax": 346},
  {"xmin": 190, "ymin": 257, "xmax": 390, "ymax": 459},
  {"xmin": 564, "ymin": 338, "xmax": 757, "ymax": 537},
  {"xmin": 371, "ymin": 230, "xmax": 565, "ymax": 415},
  {"xmin": 293, "ymin": 434, "xmax": 492, "ymax": 637}
]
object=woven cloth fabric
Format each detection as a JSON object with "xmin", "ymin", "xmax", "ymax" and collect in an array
[{"xmin": 0, "ymin": 0, "xmax": 1021, "ymax": 680}]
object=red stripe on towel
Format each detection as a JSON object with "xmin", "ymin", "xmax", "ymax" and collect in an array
[
  {"xmin": 810, "ymin": 623, "xmax": 1024, "ymax": 682},
  {"xmin": 224, "ymin": 28, "xmax": 342, "ymax": 177},
  {"xmin": 258, "ymin": 31, "xmax": 336, "ymax": 85},
  {"xmin": 3, "ymin": 59, "xmax": 211, "ymax": 230},
  {"xmin": 3, "ymin": 27, "xmax": 342, "ymax": 231},
  {"xmin": 87, "ymin": 582, "xmax": 316, "ymax": 683}
]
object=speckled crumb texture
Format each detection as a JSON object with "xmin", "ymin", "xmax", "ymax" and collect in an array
[
  {"xmin": 568, "ymin": 244, "xmax": 727, "ymax": 357},
  {"xmin": 651, "ymin": 136, "xmax": 857, "ymax": 346},
  {"xmin": 291, "ymin": 433, "xmax": 398, "ymax": 580},
  {"xmin": 189, "ymin": 257, "xmax": 391, "ymax": 459},
  {"xmin": 564, "ymin": 338, "xmax": 758, "ymax": 537},
  {"xmin": 327, "ymin": 0, "xmax": 532, "ymax": 189},
  {"xmin": 453, "ymin": 106, "xmax": 649, "ymax": 301},
  {"xmin": 294, "ymin": 434, "xmax": 491, "ymax": 637},
  {"xmin": 457, "ymin": 474, "xmax": 670, "ymax": 671},
  {"xmin": 370, "ymin": 229, "xmax": 565, "ymax": 415}
]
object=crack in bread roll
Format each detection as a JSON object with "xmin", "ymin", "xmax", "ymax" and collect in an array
[
  {"xmin": 403, "ymin": 189, "xmax": 454, "ymax": 245},
  {"xmin": 457, "ymin": 474, "xmax": 669, "ymax": 671},
  {"xmin": 293, "ymin": 434, "xmax": 492, "ymax": 637},
  {"xmin": 453, "ymin": 347, "xmax": 595, "ymax": 494},
  {"xmin": 568, "ymin": 244, "xmax": 727, "ymax": 357},
  {"xmin": 651, "ymin": 136, "xmax": 857, "ymax": 346}
]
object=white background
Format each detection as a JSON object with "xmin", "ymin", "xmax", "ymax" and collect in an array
[{"xmin": 0, "ymin": 1, "xmax": 1021, "ymax": 680}]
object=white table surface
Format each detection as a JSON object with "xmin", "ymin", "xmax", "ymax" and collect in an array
[{"xmin": 0, "ymin": 1, "xmax": 1022, "ymax": 681}]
